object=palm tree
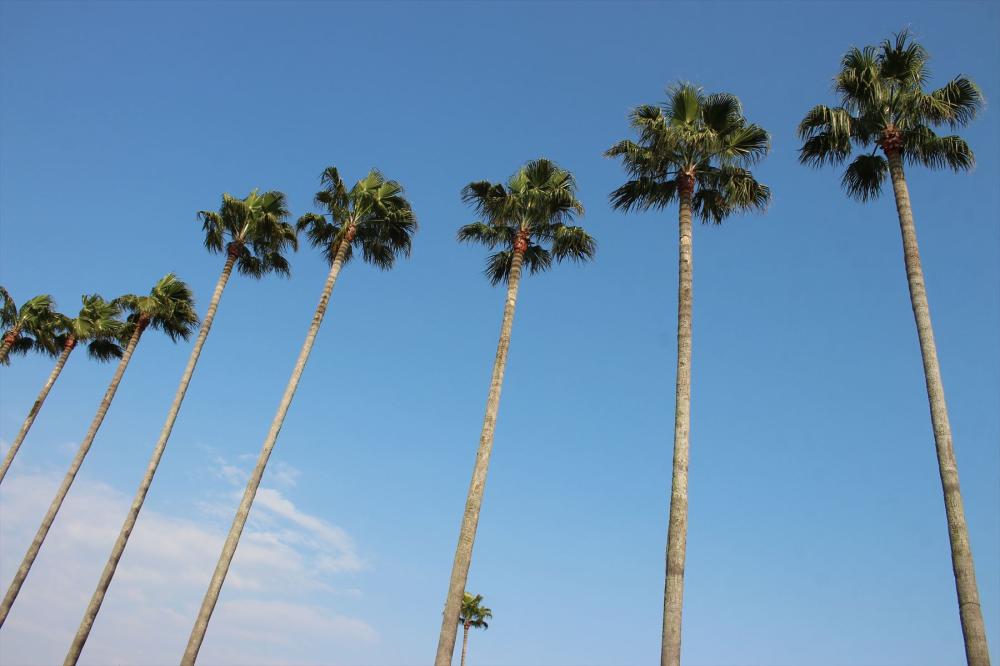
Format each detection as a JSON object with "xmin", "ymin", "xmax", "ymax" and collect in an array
[
  {"xmin": 606, "ymin": 84, "xmax": 770, "ymax": 666},
  {"xmin": 458, "ymin": 592, "xmax": 492, "ymax": 666},
  {"xmin": 64, "ymin": 191, "xmax": 298, "ymax": 665},
  {"xmin": 798, "ymin": 32, "xmax": 989, "ymax": 666},
  {"xmin": 181, "ymin": 167, "xmax": 416, "ymax": 665},
  {"xmin": 0, "ymin": 274, "xmax": 197, "ymax": 627},
  {"xmin": 0, "ymin": 288, "xmax": 60, "ymax": 364},
  {"xmin": 0, "ymin": 294, "xmax": 125, "ymax": 486},
  {"xmin": 435, "ymin": 159, "xmax": 596, "ymax": 666}
]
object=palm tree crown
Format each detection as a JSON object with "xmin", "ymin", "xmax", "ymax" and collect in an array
[
  {"xmin": 458, "ymin": 158, "xmax": 596, "ymax": 284},
  {"xmin": 1, "ymin": 288, "xmax": 62, "ymax": 362},
  {"xmin": 606, "ymin": 83, "xmax": 770, "ymax": 220},
  {"xmin": 459, "ymin": 593, "xmax": 492, "ymax": 630},
  {"xmin": 296, "ymin": 167, "xmax": 417, "ymax": 268},
  {"xmin": 798, "ymin": 30, "xmax": 984, "ymax": 200},
  {"xmin": 116, "ymin": 274, "xmax": 199, "ymax": 341},
  {"xmin": 199, "ymin": 189, "xmax": 298, "ymax": 277},
  {"xmin": 56, "ymin": 294, "xmax": 128, "ymax": 362}
]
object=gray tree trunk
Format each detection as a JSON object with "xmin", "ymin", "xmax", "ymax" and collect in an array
[
  {"xmin": 434, "ymin": 241, "xmax": 525, "ymax": 666},
  {"xmin": 0, "ymin": 337, "xmax": 75, "ymax": 485},
  {"xmin": 0, "ymin": 319, "xmax": 146, "ymax": 627},
  {"xmin": 661, "ymin": 183, "xmax": 694, "ymax": 666},
  {"xmin": 181, "ymin": 236, "xmax": 351, "ymax": 665},
  {"xmin": 460, "ymin": 623, "xmax": 470, "ymax": 666},
  {"xmin": 887, "ymin": 154, "xmax": 991, "ymax": 666},
  {"xmin": 64, "ymin": 254, "xmax": 237, "ymax": 665}
]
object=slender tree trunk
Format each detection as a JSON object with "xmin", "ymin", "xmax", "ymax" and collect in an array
[
  {"xmin": 886, "ymin": 152, "xmax": 991, "ymax": 666},
  {"xmin": 64, "ymin": 253, "xmax": 238, "ymax": 666},
  {"xmin": 661, "ymin": 178, "xmax": 694, "ymax": 666},
  {"xmin": 0, "ymin": 337, "xmax": 75, "ymax": 485},
  {"xmin": 181, "ymin": 236, "xmax": 351, "ymax": 665},
  {"xmin": 434, "ymin": 235, "xmax": 526, "ymax": 666},
  {"xmin": 0, "ymin": 326, "xmax": 23, "ymax": 363},
  {"xmin": 460, "ymin": 622, "xmax": 470, "ymax": 666},
  {"xmin": 0, "ymin": 319, "xmax": 146, "ymax": 627}
]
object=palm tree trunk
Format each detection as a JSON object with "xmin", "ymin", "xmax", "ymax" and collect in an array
[
  {"xmin": 181, "ymin": 237, "xmax": 351, "ymax": 665},
  {"xmin": 64, "ymin": 253, "xmax": 238, "ymax": 665},
  {"xmin": 460, "ymin": 622, "xmax": 470, "ymax": 666},
  {"xmin": 661, "ymin": 179, "xmax": 694, "ymax": 666},
  {"xmin": 0, "ymin": 319, "xmax": 146, "ymax": 628},
  {"xmin": 0, "ymin": 337, "xmax": 75, "ymax": 485},
  {"xmin": 434, "ymin": 236, "xmax": 526, "ymax": 666},
  {"xmin": 886, "ymin": 153, "xmax": 991, "ymax": 666},
  {"xmin": 0, "ymin": 325, "xmax": 23, "ymax": 363}
]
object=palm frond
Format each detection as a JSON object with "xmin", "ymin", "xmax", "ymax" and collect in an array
[{"xmin": 842, "ymin": 154, "xmax": 888, "ymax": 201}]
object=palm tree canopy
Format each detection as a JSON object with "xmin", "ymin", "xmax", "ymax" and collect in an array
[
  {"xmin": 1, "ymin": 287, "xmax": 62, "ymax": 361},
  {"xmin": 56, "ymin": 294, "xmax": 128, "ymax": 362},
  {"xmin": 116, "ymin": 274, "xmax": 199, "ymax": 342},
  {"xmin": 606, "ymin": 83, "xmax": 771, "ymax": 222},
  {"xmin": 458, "ymin": 158, "xmax": 597, "ymax": 285},
  {"xmin": 798, "ymin": 30, "xmax": 984, "ymax": 201},
  {"xmin": 459, "ymin": 593, "xmax": 492, "ymax": 630},
  {"xmin": 199, "ymin": 189, "xmax": 299, "ymax": 278},
  {"xmin": 296, "ymin": 167, "xmax": 418, "ymax": 269}
]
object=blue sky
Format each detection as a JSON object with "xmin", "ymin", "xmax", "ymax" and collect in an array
[{"xmin": 0, "ymin": 1, "xmax": 998, "ymax": 664}]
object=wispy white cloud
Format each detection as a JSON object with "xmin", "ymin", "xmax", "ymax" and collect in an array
[{"xmin": 0, "ymin": 459, "xmax": 374, "ymax": 666}]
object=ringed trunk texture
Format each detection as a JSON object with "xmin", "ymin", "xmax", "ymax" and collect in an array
[
  {"xmin": 181, "ymin": 237, "xmax": 351, "ymax": 665},
  {"xmin": 0, "ymin": 326, "xmax": 23, "ymax": 363},
  {"xmin": 64, "ymin": 254, "xmax": 237, "ymax": 665},
  {"xmin": 661, "ymin": 180, "xmax": 694, "ymax": 666},
  {"xmin": 460, "ymin": 622, "xmax": 470, "ymax": 666},
  {"xmin": 434, "ymin": 241, "xmax": 525, "ymax": 666},
  {"xmin": 886, "ymin": 153, "xmax": 991, "ymax": 666},
  {"xmin": 0, "ymin": 320, "xmax": 146, "ymax": 627},
  {"xmin": 0, "ymin": 337, "xmax": 75, "ymax": 485}
]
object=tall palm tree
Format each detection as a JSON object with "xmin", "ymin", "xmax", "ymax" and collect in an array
[
  {"xmin": 0, "ymin": 294, "xmax": 125, "ymax": 486},
  {"xmin": 458, "ymin": 592, "xmax": 492, "ymax": 666},
  {"xmin": 64, "ymin": 191, "xmax": 298, "ymax": 665},
  {"xmin": 0, "ymin": 288, "xmax": 60, "ymax": 364},
  {"xmin": 606, "ymin": 84, "xmax": 770, "ymax": 666},
  {"xmin": 435, "ymin": 159, "xmax": 596, "ymax": 666},
  {"xmin": 798, "ymin": 32, "xmax": 989, "ymax": 666},
  {"xmin": 181, "ymin": 167, "xmax": 416, "ymax": 665},
  {"xmin": 0, "ymin": 274, "xmax": 197, "ymax": 627}
]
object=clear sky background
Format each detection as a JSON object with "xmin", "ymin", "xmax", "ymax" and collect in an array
[{"xmin": 0, "ymin": 2, "xmax": 997, "ymax": 665}]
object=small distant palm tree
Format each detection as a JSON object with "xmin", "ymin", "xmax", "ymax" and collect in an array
[
  {"xmin": 181, "ymin": 168, "xmax": 416, "ymax": 665},
  {"xmin": 64, "ymin": 191, "xmax": 297, "ymax": 665},
  {"xmin": 435, "ymin": 159, "xmax": 595, "ymax": 666},
  {"xmin": 798, "ymin": 31, "xmax": 989, "ymax": 666},
  {"xmin": 606, "ymin": 83, "xmax": 770, "ymax": 666},
  {"xmin": 0, "ymin": 294, "xmax": 125, "ymax": 485},
  {"xmin": 0, "ymin": 274, "xmax": 197, "ymax": 628},
  {"xmin": 458, "ymin": 593, "xmax": 492, "ymax": 666},
  {"xmin": 0, "ymin": 288, "xmax": 61, "ymax": 364}
]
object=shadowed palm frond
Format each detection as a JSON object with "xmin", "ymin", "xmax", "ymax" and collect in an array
[{"xmin": 842, "ymin": 154, "xmax": 888, "ymax": 201}]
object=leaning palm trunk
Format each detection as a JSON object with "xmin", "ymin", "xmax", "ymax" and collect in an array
[
  {"xmin": 887, "ymin": 154, "xmax": 991, "ymax": 666},
  {"xmin": 460, "ymin": 623, "xmax": 470, "ymax": 666},
  {"xmin": 64, "ymin": 253, "xmax": 237, "ymax": 665},
  {"xmin": 0, "ymin": 326, "xmax": 22, "ymax": 363},
  {"xmin": 0, "ymin": 337, "xmax": 76, "ymax": 485},
  {"xmin": 181, "ymin": 238, "xmax": 350, "ymax": 665},
  {"xmin": 661, "ymin": 180, "xmax": 694, "ymax": 666},
  {"xmin": 0, "ymin": 320, "xmax": 146, "ymax": 627},
  {"xmin": 434, "ymin": 244, "xmax": 525, "ymax": 666}
]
